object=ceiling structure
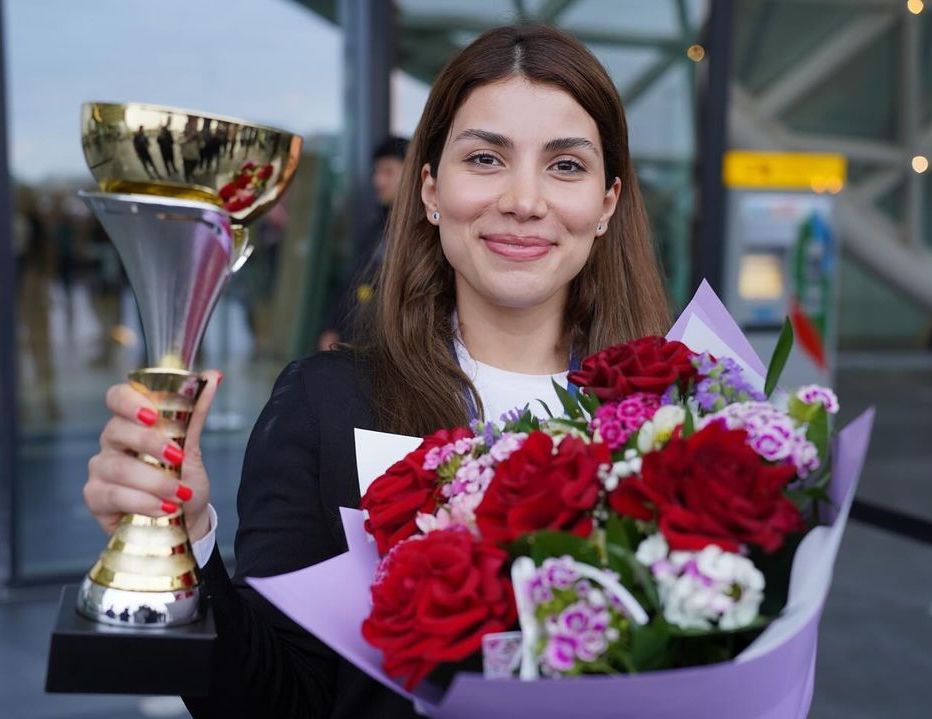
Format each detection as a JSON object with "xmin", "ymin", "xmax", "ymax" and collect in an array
[{"xmin": 299, "ymin": 0, "xmax": 932, "ymax": 313}]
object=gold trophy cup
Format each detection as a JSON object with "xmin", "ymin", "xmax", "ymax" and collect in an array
[{"xmin": 77, "ymin": 102, "xmax": 302, "ymax": 626}]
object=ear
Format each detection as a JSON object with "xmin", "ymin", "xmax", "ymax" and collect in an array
[
  {"xmin": 597, "ymin": 177, "xmax": 622, "ymax": 236},
  {"xmin": 420, "ymin": 163, "xmax": 437, "ymax": 222}
]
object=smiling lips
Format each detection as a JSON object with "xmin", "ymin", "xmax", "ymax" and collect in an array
[{"xmin": 481, "ymin": 234, "xmax": 555, "ymax": 261}]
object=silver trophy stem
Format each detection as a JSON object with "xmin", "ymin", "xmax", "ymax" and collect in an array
[{"xmin": 79, "ymin": 191, "xmax": 234, "ymax": 370}]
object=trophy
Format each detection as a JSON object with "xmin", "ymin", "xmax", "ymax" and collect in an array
[{"xmin": 76, "ymin": 102, "xmax": 303, "ymax": 627}]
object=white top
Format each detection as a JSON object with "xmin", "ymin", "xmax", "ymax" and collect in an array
[
  {"xmin": 191, "ymin": 346, "xmax": 570, "ymax": 567},
  {"xmin": 453, "ymin": 338, "xmax": 568, "ymax": 425}
]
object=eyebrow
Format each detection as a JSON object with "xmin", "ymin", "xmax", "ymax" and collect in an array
[{"xmin": 454, "ymin": 128, "xmax": 600, "ymax": 156}]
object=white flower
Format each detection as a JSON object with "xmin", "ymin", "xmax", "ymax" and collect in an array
[
  {"xmin": 638, "ymin": 406, "xmax": 698, "ymax": 453},
  {"xmin": 637, "ymin": 420, "xmax": 656, "ymax": 453},
  {"xmin": 415, "ymin": 508, "xmax": 452, "ymax": 534},
  {"xmin": 652, "ymin": 405, "xmax": 686, "ymax": 443},
  {"xmin": 640, "ymin": 538, "xmax": 766, "ymax": 631},
  {"xmin": 635, "ymin": 533, "xmax": 670, "ymax": 567},
  {"xmin": 599, "ymin": 455, "xmax": 642, "ymax": 492}
]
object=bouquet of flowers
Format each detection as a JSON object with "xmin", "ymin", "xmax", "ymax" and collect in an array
[
  {"xmin": 358, "ymin": 325, "xmax": 840, "ymax": 690},
  {"xmin": 248, "ymin": 283, "xmax": 874, "ymax": 719},
  {"xmin": 218, "ymin": 159, "xmax": 274, "ymax": 213}
]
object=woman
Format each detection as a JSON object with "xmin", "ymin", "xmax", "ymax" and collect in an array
[{"xmin": 83, "ymin": 25, "xmax": 669, "ymax": 718}]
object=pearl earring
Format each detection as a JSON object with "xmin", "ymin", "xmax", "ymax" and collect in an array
[
  {"xmin": 597, "ymin": 223, "xmax": 604, "ymax": 232},
  {"xmin": 432, "ymin": 211, "xmax": 440, "ymax": 222}
]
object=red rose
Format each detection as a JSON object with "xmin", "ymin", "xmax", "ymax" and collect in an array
[
  {"xmin": 361, "ymin": 427, "xmax": 473, "ymax": 555},
  {"xmin": 224, "ymin": 190, "xmax": 256, "ymax": 213},
  {"xmin": 257, "ymin": 163, "xmax": 273, "ymax": 180},
  {"xmin": 475, "ymin": 431, "xmax": 608, "ymax": 544},
  {"xmin": 362, "ymin": 529, "xmax": 516, "ymax": 690},
  {"xmin": 569, "ymin": 336, "xmax": 698, "ymax": 401},
  {"xmin": 218, "ymin": 182, "xmax": 236, "ymax": 201},
  {"xmin": 609, "ymin": 421, "xmax": 804, "ymax": 553}
]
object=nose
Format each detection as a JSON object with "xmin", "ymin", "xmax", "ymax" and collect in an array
[{"xmin": 497, "ymin": 164, "xmax": 548, "ymax": 221}]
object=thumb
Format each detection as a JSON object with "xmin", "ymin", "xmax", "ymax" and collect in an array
[{"xmin": 185, "ymin": 369, "xmax": 223, "ymax": 450}]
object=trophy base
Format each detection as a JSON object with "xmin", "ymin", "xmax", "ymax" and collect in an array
[
  {"xmin": 47, "ymin": 585, "xmax": 216, "ymax": 695},
  {"xmin": 76, "ymin": 575, "xmax": 203, "ymax": 627}
]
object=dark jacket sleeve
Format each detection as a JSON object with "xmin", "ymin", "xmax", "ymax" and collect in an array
[{"xmin": 183, "ymin": 357, "xmax": 346, "ymax": 718}]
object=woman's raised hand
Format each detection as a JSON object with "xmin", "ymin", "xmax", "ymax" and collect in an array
[{"xmin": 83, "ymin": 370, "xmax": 223, "ymax": 542}]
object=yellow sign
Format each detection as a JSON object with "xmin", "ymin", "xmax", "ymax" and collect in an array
[{"xmin": 723, "ymin": 151, "xmax": 847, "ymax": 193}]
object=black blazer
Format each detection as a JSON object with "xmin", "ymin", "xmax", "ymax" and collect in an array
[{"xmin": 184, "ymin": 352, "xmax": 418, "ymax": 718}]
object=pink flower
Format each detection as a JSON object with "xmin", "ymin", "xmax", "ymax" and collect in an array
[{"xmin": 593, "ymin": 393, "xmax": 661, "ymax": 450}]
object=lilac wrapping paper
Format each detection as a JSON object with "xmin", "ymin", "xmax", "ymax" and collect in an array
[{"xmin": 248, "ymin": 283, "xmax": 875, "ymax": 719}]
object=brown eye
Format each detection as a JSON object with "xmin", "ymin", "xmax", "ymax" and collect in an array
[
  {"xmin": 552, "ymin": 159, "xmax": 584, "ymax": 174},
  {"xmin": 467, "ymin": 153, "xmax": 502, "ymax": 167}
]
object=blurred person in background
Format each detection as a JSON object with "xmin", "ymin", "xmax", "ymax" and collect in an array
[
  {"xmin": 15, "ymin": 187, "xmax": 60, "ymax": 422},
  {"xmin": 317, "ymin": 135, "xmax": 409, "ymax": 350}
]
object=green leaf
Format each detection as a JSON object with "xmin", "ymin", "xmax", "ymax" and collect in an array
[
  {"xmin": 806, "ymin": 404, "xmax": 830, "ymax": 460},
  {"xmin": 681, "ymin": 407, "xmax": 695, "ymax": 438},
  {"xmin": 527, "ymin": 530, "xmax": 600, "ymax": 566},
  {"xmin": 629, "ymin": 620, "xmax": 672, "ymax": 671},
  {"xmin": 764, "ymin": 318, "xmax": 794, "ymax": 397},
  {"xmin": 623, "ymin": 427, "xmax": 642, "ymax": 454},
  {"xmin": 604, "ymin": 514, "xmax": 640, "ymax": 552},
  {"xmin": 604, "ymin": 516, "xmax": 661, "ymax": 612},
  {"xmin": 577, "ymin": 389, "xmax": 601, "ymax": 417},
  {"xmin": 552, "ymin": 379, "xmax": 582, "ymax": 419},
  {"xmin": 548, "ymin": 417, "xmax": 590, "ymax": 433},
  {"xmin": 536, "ymin": 399, "xmax": 554, "ymax": 419},
  {"xmin": 787, "ymin": 394, "xmax": 820, "ymax": 423}
]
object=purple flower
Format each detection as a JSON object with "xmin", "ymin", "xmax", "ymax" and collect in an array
[
  {"xmin": 693, "ymin": 352, "xmax": 718, "ymax": 375},
  {"xmin": 543, "ymin": 558, "xmax": 578, "ymax": 590},
  {"xmin": 796, "ymin": 385, "xmax": 839, "ymax": 414},
  {"xmin": 499, "ymin": 407, "xmax": 526, "ymax": 425},
  {"xmin": 528, "ymin": 575, "xmax": 553, "ymax": 605},
  {"xmin": 691, "ymin": 354, "xmax": 765, "ymax": 412},
  {"xmin": 543, "ymin": 635, "xmax": 577, "ymax": 672},
  {"xmin": 747, "ymin": 417, "xmax": 796, "ymax": 462},
  {"xmin": 576, "ymin": 632, "xmax": 608, "ymax": 662}
]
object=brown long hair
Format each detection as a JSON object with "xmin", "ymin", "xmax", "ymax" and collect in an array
[{"xmin": 359, "ymin": 25, "xmax": 670, "ymax": 436}]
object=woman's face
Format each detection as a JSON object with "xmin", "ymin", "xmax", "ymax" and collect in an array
[{"xmin": 422, "ymin": 77, "xmax": 620, "ymax": 314}]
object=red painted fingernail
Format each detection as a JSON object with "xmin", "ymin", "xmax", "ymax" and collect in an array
[
  {"xmin": 137, "ymin": 407, "xmax": 158, "ymax": 426},
  {"xmin": 162, "ymin": 444, "xmax": 185, "ymax": 466},
  {"xmin": 176, "ymin": 484, "xmax": 193, "ymax": 502},
  {"xmin": 217, "ymin": 371, "xmax": 224, "ymax": 386},
  {"xmin": 161, "ymin": 501, "xmax": 178, "ymax": 514}
]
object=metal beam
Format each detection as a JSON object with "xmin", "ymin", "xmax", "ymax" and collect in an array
[
  {"xmin": 848, "ymin": 167, "xmax": 904, "ymax": 203},
  {"xmin": 512, "ymin": 0, "xmax": 530, "ymax": 23},
  {"xmin": 0, "ymin": 0, "xmax": 17, "ymax": 587},
  {"xmin": 621, "ymin": 53, "xmax": 679, "ymax": 107},
  {"xmin": 674, "ymin": 0, "xmax": 691, "ymax": 34},
  {"xmin": 692, "ymin": 0, "xmax": 733, "ymax": 293},
  {"xmin": 781, "ymin": 132, "xmax": 904, "ymax": 165},
  {"xmin": 920, "ymin": 122, "xmax": 932, "ymax": 150},
  {"xmin": 901, "ymin": 11, "xmax": 924, "ymax": 249},
  {"xmin": 731, "ymin": 85, "xmax": 905, "ymax": 165},
  {"xmin": 775, "ymin": 0, "xmax": 901, "ymax": 6},
  {"xmin": 340, "ymin": 0, "xmax": 393, "ymax": 267},
  {"xmin": 398, "ymin": 15, "xmax": 688, "ymax": 52},
  {"xmin": 756, "ymin": 13, "xmax": 895, "ymax": 118}
]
